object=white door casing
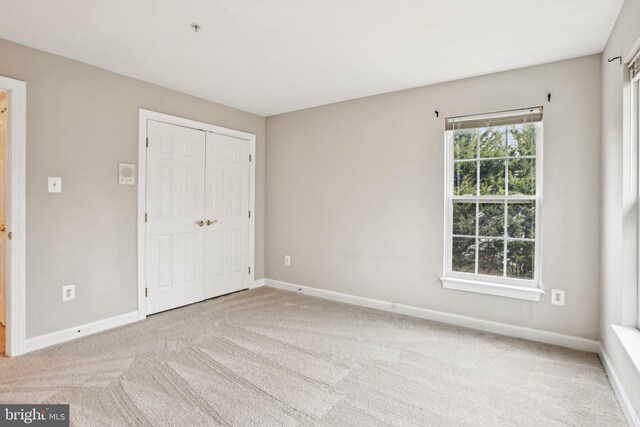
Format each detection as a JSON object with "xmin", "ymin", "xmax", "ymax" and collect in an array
[
  {"xmin": 0, "ymin": 76, "xmax": 26, "ymax": 357},
  {"xmin": 0, "ymin": 92, "xmax": 6, "ymax": 325},
  {"xmin": 204, "ymin": 132, "xmax": 251, "ymax": 297},
  {"xmin": 145, "ymin": 120, "xmax": 206, "ymax": 315}
]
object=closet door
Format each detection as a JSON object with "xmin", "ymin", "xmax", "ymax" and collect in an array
[
  {"xmin": 146, "ymin": 120, "xmax": 206, "ymax": 314},
  {"xmin": 204, "ymin": 132, "xmax": 251, "ymax": 297}
]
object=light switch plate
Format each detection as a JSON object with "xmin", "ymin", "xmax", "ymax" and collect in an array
[
  {"xmin": 118, "ymin": 163, "xmax": 135, "ymax": 185},
  {"xmin": 48, "ymin": 177, "xmax": 62, "ymax": 193}
]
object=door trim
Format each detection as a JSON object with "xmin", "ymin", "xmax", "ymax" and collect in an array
[
  {"xmin": 137, "ymin": 109, "xmax": 256, "ymax": 320},
  {"xmin": 0, "ymin": 76, "xmax": 27, "ymax": 356}
]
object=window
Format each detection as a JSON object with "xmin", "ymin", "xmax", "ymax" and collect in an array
[{"xmin": 441, "ymin": 107, "xmax": 543, "ymax": 301}]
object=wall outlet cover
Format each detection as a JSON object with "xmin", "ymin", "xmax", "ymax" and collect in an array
[
  {"xmin": 284, "ymin": 255, "xmax": 291, "ymax": 266},
  {"xmin": 62, "ymin": 284, "xmax": 75, "ymax": 302},
  {"xmin": 551, "ymin": 289, "xmax": 565, "ymax": 306}
]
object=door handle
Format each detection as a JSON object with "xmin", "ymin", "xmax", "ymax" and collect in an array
[
  {"xmin": 0, "ymin": 224, "xmax": 6, "ymax": 233},
  {"xmin": 206, "ymin": 220, "xmax": 217, "ymax": 226},
  {"xmin": 196, "ymin": 220, "xmax": 205, "ymax": 227}
]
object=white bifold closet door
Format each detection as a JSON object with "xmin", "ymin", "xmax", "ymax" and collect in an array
[{"xmin": 146, "ymin": 120, "xmax": 250, "ymax": 315}]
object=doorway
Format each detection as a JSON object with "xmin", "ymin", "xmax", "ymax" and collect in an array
[
  {"xmin": 0, "ymin": 76, "xmax": 27, "ymax": 357},
  {"xmin": 0, "ymin": 90, "xmax": 6, "ymax": 354},
  {"xmin": 138, "ymin": 110, "xmax": 256, "ymax": 318}
]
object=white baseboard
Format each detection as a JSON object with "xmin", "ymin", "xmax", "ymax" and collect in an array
[
  {"xmin": 250, "ymin": 278, "xmax": 266, "ymax": 289},
  {"xmin": 265, "ymin": 279, "xmax": 599, "ymax": 353},
  {"xmin": 599, "ymin": 344, "xmax": 640, "ymax": 427},
  {"xmin": 24, "ymin": 280, "xmax": 264, "ymax": 354},
  {"xmin": 24, "ymin": 311, "xmax": 140, "ymax": 354}
]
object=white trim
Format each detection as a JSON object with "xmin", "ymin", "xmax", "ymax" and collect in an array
[
  {"xmin": 634, "ymin": 72, "xmax": 640, "ymax": 330},
  {"xmin": 612, "ymin": 324, "xmax": 640, "ymax": 376},
  {"xmin": 250, "ymin": 278, "xmax": 266, "ymax": 289},
  {"xmin": 137, "ymin": 109, "xmax": 256, "ymax": 320},
  {"xmin": 24, "ymin": 311, "xmax": 139, "ymax": 354},
  {"xmin": 0, "ymin": 76, "xmax": 27, "ymax": 357},
  {"xmin": 598, "ymin": 343, "xmax": 640, "ymax": 427},
  {"xmin": 441, "ymin": 277, "xmax": 543, "ymax": 301},
  {"xmin": 265, "ymin": 279, "xmax": 596, "ymax": 352},
  {"xmin": 137, "ymin": 110, "xmax": 147, "ymax": 320}
]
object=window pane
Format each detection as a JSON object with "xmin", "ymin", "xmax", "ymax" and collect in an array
[
  {"xmin": 479, "ymin": 203, "xmax": 504, "ymax": 237},
  {"xmin": 508, "ymin": 202, "xmax": 535, "ymax": 239},
  {"xmin": 508, "ymin": 158, "xmax": 535, "ymax": 195},
  {"xmin": 454, "ymin": 130, "xmax": 478, "ymax": 160},
  {"xmin": 452, "ymin": 237, "xmax": 476, "ymax": 273},
  {"xmin": 507, "ymin": 240, "xmax": 535, "ymax": 279},
  {"xmin": 453, "ymin": 202, "xmax": 476, "ymax": 236},
  {"xmin": 454, "ymin": 161, "xmax": 477, "ymax": 196},
  {"xmin": 479, "ymin": 159, "xmax": 505, "ymax": 195},
  {"xmin": 508, "ymin": 124, "xmax": 536, "ymax": 157},
  {"xmin": 480, "ymin": 127, "xmax": 506, "ymax": 158},
  {"xmin": 478, "ymin": 238, "xmax": 504, "ymax": 276}
]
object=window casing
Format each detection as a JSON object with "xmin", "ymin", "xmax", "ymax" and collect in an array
[
  {"xmin": 632, "ymin": 54, "xmax": 640, "ymax": 329},
  {"xmin": 443, "ymin": 107, "xmax": 543, "ymax": 293}
]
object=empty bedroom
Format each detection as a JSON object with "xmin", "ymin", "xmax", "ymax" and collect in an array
[{"xmin": 0, "ymin": 0, "xmax": 639, "ymax": 426}]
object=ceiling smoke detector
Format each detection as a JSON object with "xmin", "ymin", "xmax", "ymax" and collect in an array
[{"xmin": 191, "ymin": 23, "xmax": 201, "ymax": 33}]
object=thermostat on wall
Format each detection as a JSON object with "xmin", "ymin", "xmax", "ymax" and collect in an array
[{"xmin": 118, "ymin": 163, "xmax": 135, "ymax": 185}]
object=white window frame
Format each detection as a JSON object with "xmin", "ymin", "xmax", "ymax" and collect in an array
[
  {"xmin": 633, "ymin": 59, "xmax": 640, "ymax": 330},
  {"xmin": 441, "ymin": 109, "xmax": 544, "ymax": 302}
]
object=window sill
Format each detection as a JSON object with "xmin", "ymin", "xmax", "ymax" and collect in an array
[
  {"xmin": 440, "ymin": 277, "xmax": 544, "ymax": 302},
  {"xmin": 611, "ymin": 324, "xmax": 640, "ymax": 375}
]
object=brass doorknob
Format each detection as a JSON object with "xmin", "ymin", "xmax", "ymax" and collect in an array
[
  {"xmin": 196, "ymin": 220, "xmax": 205, "ymax": 227},
  {"xmin": 206, "ymin": 220, "xmax": 217, "ymax": 226},
  {"xmin": 1, "ymin": 224, "xmax": 6, "ymax": 233}
]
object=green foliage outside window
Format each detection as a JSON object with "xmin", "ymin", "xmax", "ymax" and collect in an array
[
  {"xmin": 452, "ymin": 237, "xmax": 475, "ymax": 273},
  {"xmin": 454, "ymin": 162, "xmax": 476, "ymax": 196},
  {"xmin": 479, "ymin": 203, "xmax": 504, "ymax": 236},
  {"xmin": 508, "ymin": 202, "xmax": 535, "ymax": 239},
  {"xmin": 480, "ymin": 160, "xmax": 505, "ymax": 195},
  {"xmin": 454, "ymin": 130, "xmax": 477, "ymax": 160},
  {"xmin": 480, "ymin": 127, "xmax": 505, "ymax": 158},
  {"xmin": 478, "ymin": 239, "xmax": 504, "ymax": 276}
]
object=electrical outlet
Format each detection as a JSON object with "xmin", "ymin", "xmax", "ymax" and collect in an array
[
  {"xmin": 284, "ymin": 255, "xmax": 291, "ymax": 266},
  {"xmin": 551, "ymin": 289, "xmax": 565, "ymax": 306},
  {"xmin": 62, "ymin": 285, "xmax": 75, "ymax": 302}
]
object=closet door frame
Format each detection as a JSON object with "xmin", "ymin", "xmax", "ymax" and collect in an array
[{"xmin": 137, "ymin": 109, "xmax": 256, "ymax": 320}]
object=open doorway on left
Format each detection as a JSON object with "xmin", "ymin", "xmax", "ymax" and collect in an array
[{"xmin": 0, "ymin": 90, "xmax": 6, "ymax": 356}]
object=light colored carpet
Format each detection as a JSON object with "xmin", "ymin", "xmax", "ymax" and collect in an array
[{"xmin": 0, "ymin": 287, "xmax": 626, "ymax": 426}]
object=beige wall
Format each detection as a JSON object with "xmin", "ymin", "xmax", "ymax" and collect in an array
[
  {"xmin": 601, "ymin": 0, "xmax": 640, "ymax": 417},
  {"xmin": 0, "ymin": 38, "xmax": 266, "ymax": 338},
  {"xmin": 266, "ymin": 54, "xmax": 602, "ymax": 340}
]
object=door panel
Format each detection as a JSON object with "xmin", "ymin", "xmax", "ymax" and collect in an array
[
  {"xmin": 146, "ymin": 120, "xmax": 206, "ymax": 314},
  {"xmin": 204, "ymin": 132, "xmax": 250, "ymax": 297}
]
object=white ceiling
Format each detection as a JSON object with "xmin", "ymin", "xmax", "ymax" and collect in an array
[{"xmin": 0, "ymin": 0, "xmax": 624, "ymax": 116}]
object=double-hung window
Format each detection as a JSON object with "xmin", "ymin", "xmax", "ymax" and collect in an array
[
  {"xmin": 441, "ymin": 107, "xmax": 543, "ymax": 301},
  {"xmin": 610, "ymin": 52, "xmax": 640, "ymax": 377}
]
